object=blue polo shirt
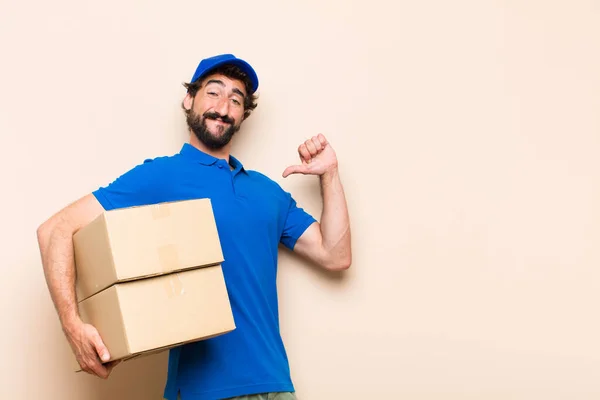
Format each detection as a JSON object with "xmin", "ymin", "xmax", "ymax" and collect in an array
[{"xmin": 92, "ymin": 143, "xmax": 316, "ymax": 399}]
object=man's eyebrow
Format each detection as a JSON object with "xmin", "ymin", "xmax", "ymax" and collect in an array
[
  {"xmin": 205, "ymin": 79, "xmax": 225, "ymax": 87},
  {"xmin": 205, "ymin": 79, "xmax": 246, "ymax": 98},
  {"xmin": 232, "ymin": 88, "xmax": 246, "ymax": 99}
]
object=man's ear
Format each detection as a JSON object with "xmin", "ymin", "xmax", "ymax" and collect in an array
[{"xmin": 183, "ymin": 93, "xmax": 194, "ymax": 111}]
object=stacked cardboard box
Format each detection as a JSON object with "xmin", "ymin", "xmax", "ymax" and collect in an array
[{"xmin": 70, "ymin": 198, "xmax": 235, "ymax": 371}]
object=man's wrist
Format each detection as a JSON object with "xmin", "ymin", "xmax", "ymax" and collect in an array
[
  {"xmin": 61, "ymin": 313, "xmax": 83, "ymax": 337},
  {"xmin": 320, "ymin": 166, "xmax": 340, "ymax": 184}
]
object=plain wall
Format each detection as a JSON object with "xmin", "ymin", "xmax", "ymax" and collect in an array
[{"xmin": 2, "ymin": 1, "xmax": 600, "ymax": 398}]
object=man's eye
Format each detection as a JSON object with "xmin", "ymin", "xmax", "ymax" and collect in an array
[
  {"xmin": 208, "ymin": 92, "xmax": 218, "ymax": 97},
  {"xmin": 232, "ymin": 99, "xmax": 241, "ymax": 106}
]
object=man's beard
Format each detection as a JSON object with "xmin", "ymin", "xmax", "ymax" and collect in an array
[{"xmin": 186, "ymin": 110, "xmax": 239, "ymax": 150}]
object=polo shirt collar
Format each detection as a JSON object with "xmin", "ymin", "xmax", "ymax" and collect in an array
[
  {"xmin": 229, "ymin": 154, "xmax": 245, "ymax": 174},
  {"xmin": 179, "ymin": 143, "xmax": 247, "ymax": 173}
]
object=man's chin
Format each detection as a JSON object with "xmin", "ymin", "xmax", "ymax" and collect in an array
[{"xmin": 206, "ymin": 129, "xmax": 225, "ymax": 138}]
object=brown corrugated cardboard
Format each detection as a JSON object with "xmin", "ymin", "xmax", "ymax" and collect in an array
[
  {"xmin": 73, "ymin": 265, "xmax": 235, "ymax": 371},
  {"xmin": 73, "ymin": 198, "xmax": 224, "ymax": 301}
]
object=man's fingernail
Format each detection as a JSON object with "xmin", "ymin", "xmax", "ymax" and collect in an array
[{"xmin": 102, "ymin": 353, "xmax": 109, "ymax": 361}]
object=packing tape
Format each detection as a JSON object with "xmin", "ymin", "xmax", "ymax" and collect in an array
[
  {"xmin": 158, "ymin": 244, "xmax": 180, "ymax": 272},
  {"xmin": 151, "ymin": 203, "xmax": 171, "ymax": 219},
  {"xmin": 164, "ymin": 273, "xmax": 185, "ymax": 298}
]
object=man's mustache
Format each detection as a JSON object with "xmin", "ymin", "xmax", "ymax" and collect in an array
[{"xmin": 203, "ymin": 111, "xmax": 235, "ymax": 125}]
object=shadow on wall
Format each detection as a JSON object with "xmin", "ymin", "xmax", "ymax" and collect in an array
[
  {"xmin": 87, "ymin": 354, "xmax": 169, "ymax": 400},
  {"xmin": 67, "ymin": 345, "xmax": 169, "ymax": 399}
]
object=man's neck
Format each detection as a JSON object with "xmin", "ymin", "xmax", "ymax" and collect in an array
[{"xmin": 188, "ymin": 134, "xmax": 231, "ymax": 162}]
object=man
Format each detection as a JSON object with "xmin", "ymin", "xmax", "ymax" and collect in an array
[{"xmin": 36, "ymin": 53, "xmax": 352, "ymax": 400}]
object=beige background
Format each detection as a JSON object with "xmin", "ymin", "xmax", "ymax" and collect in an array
[{"xmin": 1, "ymin": 0, "xmax": 600, "ymax": 399}]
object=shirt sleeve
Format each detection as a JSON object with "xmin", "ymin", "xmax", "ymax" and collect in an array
[
  {"xmin": 280, "ymin": 193, "xmax": 317, "ymax": 250},
  {"xmin": 92, "ymin": 159, "xmax": 165, "ymax": 211}
]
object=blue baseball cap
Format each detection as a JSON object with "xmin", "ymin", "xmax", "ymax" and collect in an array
[{"xmin": 190, "ymin": 53, "xmax": 259, "ymax": 94}]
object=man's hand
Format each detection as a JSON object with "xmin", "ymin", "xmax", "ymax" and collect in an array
[
  {"xmin": 282, "ymin": 134, "xmax": 338, "ymax": 178},
  {"xmin": 66, "ymin": 320, "xmax": 119, "ymax": 379}
]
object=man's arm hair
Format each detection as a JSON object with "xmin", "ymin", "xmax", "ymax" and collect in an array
[{"xmin": 36, "ymin": 193, "xmax": 105, "ymax": 333}]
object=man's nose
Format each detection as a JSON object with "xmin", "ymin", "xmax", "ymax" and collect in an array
[{"xmin": 214, "ymin": 98, "xmax": 229, "ymax": 117}]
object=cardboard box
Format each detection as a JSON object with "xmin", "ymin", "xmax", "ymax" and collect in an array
[
  {"xmin": 73, "ymin": 198, "xmax": 224, "ymax": 301},
  {"xmin": 74, "ymin": 265, "xmax": 235, "ymax": 371}
]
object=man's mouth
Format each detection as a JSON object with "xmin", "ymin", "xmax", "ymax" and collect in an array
[{"xmin": 203, "ymin": 112, "xmax": 234, "ymax": 125}]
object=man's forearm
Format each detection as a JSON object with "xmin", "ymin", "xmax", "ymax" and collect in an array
[
  {"xmin": 37, "ymin": 221, "xmax": 81, "ymax": 334},
  {"xmin": 319, "ymin": 167, "xmax": 352, "ymax": 269}
]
